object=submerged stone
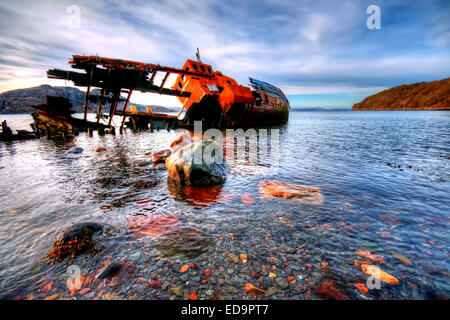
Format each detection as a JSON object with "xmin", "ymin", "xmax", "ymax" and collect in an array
[
  {"xmin": 126, "ymin": 214, "xmax": 182, "ymax": 239},
  {"xmin": 95, "ymin": 146, "xmax": 107, "ymax": 152},
  {"xmin": 170, "ymin": 285, "xmax": 184, "ymax": 297},
  {"xmin": 275, "ymin": 277, "xmax": 289, "ymax": 289},
  {"xmin": 55, "ymin": 222, "xmax": 103, "ymax": 245},
  {"xmin": 96, "ymin": 261, "xmax": 137, "ymax": 290},
  {"xmin": 95, "ymin": 261, "xmax": 121, "ymax": 279},
  {"xmin": 390, "ymin": 250, "xmax": 412, "ymax": 266},
  {"xmin": 152, "ymin": 149, "xmax": 172, "ymax": 165},
  {"xmin": 355, "ymin": 249, "xmax": 385, "ymax": 264},
  {"xmin": 66, "ymin": 147, "xmax": 84, "ymax": 154},
  {"xmin": 183, "ymin": 185, "xmax": 223, "ymax": 206},
  {"xmin": 258, "ymin": 180, "xmax": 323, "ymax": 205},
  {"xmin": 361, "ymin": 264, "xmax": 399, "ymax": 285},
  {"xmin": 265, "ymin": 286, "xmax": 279, "ymax": 297},
  {"xmin": 315, "ymin": 280, "xmax": 350, "ymax": 300},
  {"xmin": 47, "ymin": 222, "xmax": 103, "ymax": 262},
  {"xmin": 244, "ymin": 283, "xmax": 266, "ymax": 298},
  {"xmin": 228, "ymin": 253, "xmax": 240, "ymax": 264},
  {"xmin": 157, "ymin": 228, "xmax": 212, "ymax": 258}
]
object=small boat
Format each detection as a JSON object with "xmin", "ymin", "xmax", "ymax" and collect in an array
[{"xmin": 45, "ymin": 52, "xmax": 289, "ymax": 132}]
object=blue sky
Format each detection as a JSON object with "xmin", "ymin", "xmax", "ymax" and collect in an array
[{"xmin": 0, "ymin": 0, "xmax": 449, "ymax": 108}]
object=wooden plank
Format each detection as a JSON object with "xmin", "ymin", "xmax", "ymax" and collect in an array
[
  {"xmin": 120, "ymin": 90, "xmax": 133, "ymax": 131},
  {"xmin": 97, "ymin": 68, "xmax": 110, "ymax": 123},
  {"xmin": 70, "ymin": 55, "xmax": 213, "ymax": 78},
  {"xmin": 149, "ymin": 71, "xmax": 157, "ymax": 85},
  {"xmin": 47, "ymin": 69, "xmax": 191, "ymax": 97},
  {"xmin": 159, "ymin": 72, "xmax": 170, "ymax": 93},
  {"xmin": 84, "ymin": 66, "xmax": 94, "ymax": 120},
  {"xmin": 108, "ymin": 91, "xmax": 120, "ymax": 126}
]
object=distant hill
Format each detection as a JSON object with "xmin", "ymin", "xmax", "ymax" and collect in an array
[
  {"xmin": 0, "ymin": 84, "xmax": 177, "ymax": 114},
  {"xmin": 352, "ymin": 78, "xmax": 450, "ymax": 111}
]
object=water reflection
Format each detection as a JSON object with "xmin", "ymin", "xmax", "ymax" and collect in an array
[{"xmin": 0, "ymin": 111, "xmax": 449, "ymax": 300}]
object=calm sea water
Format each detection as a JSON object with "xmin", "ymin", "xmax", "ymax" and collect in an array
[{"xmin": 0, "ymin": 111, "xmax": 449, "ymax": 300}]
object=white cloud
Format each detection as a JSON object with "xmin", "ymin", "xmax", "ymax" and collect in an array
[
  {"xmin": 0, "ymin": 0, "xmax": 449, "ymax": 107},
  {"xmin": 300, "ymin": 14, "xmax": 331, "ymax": 44}
]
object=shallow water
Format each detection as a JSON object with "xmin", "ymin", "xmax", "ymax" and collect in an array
[{"xmin": 0, "ymin": 111, "xmax": 449, "ymax": 300}]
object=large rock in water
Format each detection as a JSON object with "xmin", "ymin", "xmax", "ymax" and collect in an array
[
  {"xmin": 165, "ymin": 139, "xmax": 228, "ymax": 186},
  {"xmin": 54, "ymin": 222, "xmax": 103, "ymax": 245}
]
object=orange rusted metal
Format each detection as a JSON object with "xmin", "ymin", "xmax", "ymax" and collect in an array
[{"xmin": 46, "ymin": 54, "xmax": 290, "ymax": 130}]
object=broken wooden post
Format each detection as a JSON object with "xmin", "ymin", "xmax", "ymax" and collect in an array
[
  {"xmin": 84, "ymin": 65, "xmax": 94, "ymax": 121},
  {"xmin": 149, "ymin": 70, "xmax": 157, "ymax": 85},
  {"xmin": 159, "ymin": 72, "xmax": 170, "ymax": 93},
  {"xmin": 108, "ymin": 90, "xmax": 120, "ymax": 127},
  {"xmin": 97, "ymin": 68, "xmax": 110, "ymax": 123},
  {"xmin": 120, "ymin": 89, "xmax": 133, "ymax": 132}
]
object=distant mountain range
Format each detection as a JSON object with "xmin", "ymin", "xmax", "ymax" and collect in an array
[
  {"xmin": 0, "ymin": 84, "xmax": 177, "ymax": 114},
  {"xmin": 352, "ymin": 78, "xmax": 450, "ymax": 111}
]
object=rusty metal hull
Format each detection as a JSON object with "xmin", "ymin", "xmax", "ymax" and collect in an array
[
  {"xmin": 44, "ymin": 55, "xmax": 290, "ymax": 132},
  {"xmin": 181, "ymin": 77, "xmax": 290, "ymax": 128}
]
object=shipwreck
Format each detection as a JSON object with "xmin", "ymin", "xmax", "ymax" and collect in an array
[{"xmin": 33, "ymin": 52, "xmax": 290, "ymax": 137}]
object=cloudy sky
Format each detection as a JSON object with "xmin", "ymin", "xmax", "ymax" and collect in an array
[{"xmin": 0, "ymin": 0, "xmax": 449, "ymax": 108}]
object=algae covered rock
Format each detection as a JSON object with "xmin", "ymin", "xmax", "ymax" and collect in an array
[
  {"xmin": 47, "ymin": 222, "xmax": 103, "ymax": 262},
  {"xmin": 165, "ymin": 139, "xmax": 228, "ymax": 186},
  {"xmin": 54, "ymin": 222, "xmax": 103, "ymax": 245}
]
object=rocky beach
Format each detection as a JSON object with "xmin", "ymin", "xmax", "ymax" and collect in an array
[{"xmin": 0, "ymin": 110, "xmax": 448, "ymax": 300}]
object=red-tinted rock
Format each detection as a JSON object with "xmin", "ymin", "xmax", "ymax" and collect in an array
[
  {"xmin": 95, "ymin": 146, "xmax": 107, "ymax": 152},
  {"xmin": 378, "ymin": 212, "xmax": 401, "ymax": 224},
  {"xmin": 148, "ymin": 280, "xmax": 161, "ymax": 289},
  {"xmin": 355, "ymin": 249, "xmax": 385, "ymax": 264},
  {"xmin": 152, "ymin": 149, "xmax": 172, "ymax": 165},
  {"xmin": 170, "ymin": 134, "xmax": 193, "ymax": 152},
  {"xmin": 96, "ymin": 261, "xmax": 136, "ymax": 290},
  {"xmin": 184, "ymin": 185, "xmax": 223, "ymax": 206},
  {"xmin": 126, "ymin": 214, "xmax": 182, "ymax": 239},
  {"xmin": 258, "ymin": 180, "xmax": 323, "ymax": 205},
  {"xmin": 315, "ymin": 280, "xmax": 350, "ymax": 300},
  {"xmin": 244, "ymin": 283, "xmax": 266, "ymax": 298},
  {"xmin": 241, "ymin": 192, "xmax": 255, "ymax": 205}
]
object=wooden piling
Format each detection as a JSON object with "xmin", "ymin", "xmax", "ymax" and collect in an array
[
  {"xmin": 97, "ymin": 68, "xmax": 110, "ymax": 123},
  {"xmin": 108, "ymin": 90, "xmax": 120, "ymax": 127},
  {"xmin": 84, "ymin": 66, "xmax": 94, "ymax": 121},
  {"xmin": 120, "ymin": 89, "xmax": 133, "ymax": 132}
]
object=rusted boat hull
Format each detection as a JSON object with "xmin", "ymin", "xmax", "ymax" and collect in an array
[
  {"xmin": 181, "ymin": 78, "xmax": 289, "ymax": 128},
  {"xmin": 44, "ymin": 54, "xmax": 290, "ymax": 133}
]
